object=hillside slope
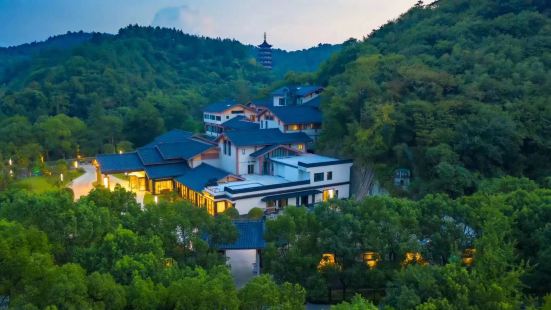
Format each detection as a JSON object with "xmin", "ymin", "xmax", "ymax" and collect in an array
[
  {"xmin": 0, "ymin": 26, "xmax": 274, "ymax": 159},
  {"xmin": 317, "ymin": 0, "xmax": 551, "ymax": 197}
]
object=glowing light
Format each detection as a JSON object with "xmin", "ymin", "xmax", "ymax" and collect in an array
[
  {"xmin": 9, "ymin": 169, "xmax": 13, "ymax": 176},
  {"xmin": 60, "ymin": 173, "xmax": 64, "ymax": 182},
  {"xmin": 402, "ymin": 252, "xmax": 428, "ymax": 266},
  {"xmin": 318, "ymin": 253, "xmax": 336, "ymax": 270},
  {"xmin": 462, "ymin": 248, "xmax": 476, "ymax": 266},
  {"xmin": 103, "ymin": 176, "xmax": 109, "ymax": 189},
  {"xmin": 119, "ymin": 150, "xmax": 123, "ymax": 154},
  {"xmin": 8, "ymin": 158, "xmax": 12, "ymax": 166},
  {"xmin": 73, "ymin": 161, "xmax": 79, "ymax": 169},
  {"xmin": 362, "ymin": 251, "xmax": 380, "ymax": 269},
  {"xmin": 40, "ymin": 156, "xmax": 44, "ymax": 163},
  {"xmin": 154, "ymin": 196, "xmax": 159, "ymax": 204}
]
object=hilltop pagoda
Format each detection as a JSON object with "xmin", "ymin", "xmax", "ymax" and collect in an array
[{"xmin": 257, "ymin": 33, "xmax": 273, "ymax": 69}]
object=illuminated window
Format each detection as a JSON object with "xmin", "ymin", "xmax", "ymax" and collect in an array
[
  {"xmin": 402, "ymin": 252, "xmax": 428, "ymax": 266},
  {"xmin": 322, "ymin": 189, "xmax": 335, "ymax": 201},
  {"xmin": 462, "ymin": 248, "xmax": 475, "ymax": 266},
  {"xmin": 297, "ymin": 144, "xmax": 304, "ymax": 151},
  {"xmin": 318, "ymin": 253, "xmax": 335, "ymax": 270},
  {"xmin": 362, "ymin": 252, "xmax": 380, "ymax": 269}
]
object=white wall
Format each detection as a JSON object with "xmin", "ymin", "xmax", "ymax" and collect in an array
[
  {"xmin": 219, "ymin": 139, "xmax": 238, "ymax": 174},
  {"xmin": 236, "ymin": 146, "xmax": 262, "ymax": 175}
]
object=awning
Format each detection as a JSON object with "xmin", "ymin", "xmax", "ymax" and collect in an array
[{"xmin": 261, "ymin": 189, "xmax": 321, "ymax": 202}]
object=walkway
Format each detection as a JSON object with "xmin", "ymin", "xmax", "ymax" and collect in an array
[{"xmin": 68, "ymin": 164, "xmax": 144, "ymax": 205}]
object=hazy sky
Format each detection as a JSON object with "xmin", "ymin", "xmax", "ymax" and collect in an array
[{"xmin": 0, "ymin": 0, "xmax": 417, "ymax": 50}]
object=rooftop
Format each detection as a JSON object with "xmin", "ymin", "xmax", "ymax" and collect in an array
[
  {"xmin": 203, "ymin": 99, "xmax": 241, "ymax": 113},
  {"xmin": 222, "ymin": 128, "xmax": 311, "ymax": 147},
  {"xmin": 266, "ymin": 105, "xmax": 322, "ymax": 125},
  {"xmin": 175, "ymin": 164, "xmax": 235, "ymax": 192},
  {"xmin": 156, "ymin": 139, "xmax": 215, "ymax": 160},
  {"xmin": 222, "ymin": 115, "xmax": 259, "ymax": 131},
  {"xmin": 206, "ymin": 174, "xmax": 290, "ymax": 194},
  {"xmin": 271, "ymin": 85, "xmax": 323, "ymax": 97},
  {"xmin": 96, "ymin": 152, "xmax": 144, "ymax": 174},
  {"xmin": 270, "ymin": 154, "xmax": 349, "ymax": 168}
]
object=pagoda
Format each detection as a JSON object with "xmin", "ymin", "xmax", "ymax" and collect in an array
[{"xmin": 257, "ymin": 32, "xmax": 273, "ymax": 69}]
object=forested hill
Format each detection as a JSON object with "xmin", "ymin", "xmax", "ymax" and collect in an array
[
  {"xmin": 0, "ymin": 26, "xmax": 275, "ymax": 160},
  {"xmin": 0, "ymin": 31, "xmax": 96, "ymax": 78},
  {"xmin": 317, "ymin": 0, "xmax": 551, "ymax": 197},
  {"xmin": 248, "ymin": 43, "xmax": 343, "ymax": 77}
]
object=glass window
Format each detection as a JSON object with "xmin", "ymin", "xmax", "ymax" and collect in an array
[
  {"xmin": 314, "ymin": 173, "xmax": 324, "ymax": 182},
  {"xmin": 223, "ymin": 141, "xmax": 227, "ymax": 155},
  {"xmin": 216, "ymin": 116, "xmax": 221, "ymax": 121},
  {"xmin": 228, "ymin": 141, "xmax": 232, "ymax": 156},
  {"xmin": 248, "ymin": 164, "xmax": 254, "ymax": 174},
  {"xmin": 327, "ymin": 171, "xmax": 333, "ymax": 180}
]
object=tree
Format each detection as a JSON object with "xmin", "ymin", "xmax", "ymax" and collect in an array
[
  {"xmin": 238, "ymin": 275, "xmax": 305, "ymax": 310},
  {"xmin": 331, "ymin": 294, "xmax": 378, "ymax": 310}
]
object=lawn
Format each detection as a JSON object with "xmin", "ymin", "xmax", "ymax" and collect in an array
[{"xmin": 15, "ymin": 169, "xmax": 85, "ymax": 194}]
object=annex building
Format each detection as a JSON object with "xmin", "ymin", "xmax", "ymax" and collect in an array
[{"xmin": 95, "ymin": 85, "xmax": 352, "ymax": 216}]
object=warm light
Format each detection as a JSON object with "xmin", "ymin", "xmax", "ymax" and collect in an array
[
  {"xmin": 73, "ymin": 161, "xmax": 78, "ymax": 169},
  {"xmin": 163, "ymin": 258, "xmax": 174, "ymax": 268},
  {"xmin": 402, "ymin": 252, "xmax": 428, "ymax": 266},
  {"xmin": 154, "ymin": 196, "xmax": 158, "ymax": 204},
  {"xmin": 40, "ymin": 155, "xmax": 44, "ymax": 163},
  {"xmin": 8, "ymin": 158, "xmax": 12, "ymax": 166},
  {"xmin": 60, "ymin": 173, "xmax": 64, "ymax": 182},
  {"xmin": 362, "ymin": 251, "xmax": 380, "ymax": 269},
  {"xmin": 318, "ymin": 253, "xmax": 336, "ymax": 270},
  {"xmin": 103, "ymin": 176, "xmax": 109, "ymax": 189},
  {"xmin": 462, "ymin": 248, "xmax": 476, "ymax": 266},
  {"xmin": 298, "ymin": 144, "xmax": 304, "ymax": 151},
  {"xmin": 9, "ymin": 169, "xmax": 13, "ymax": 176},
  {"xmin": 119, "ymin": 150, "xmax": 123, "ymax": 154}
]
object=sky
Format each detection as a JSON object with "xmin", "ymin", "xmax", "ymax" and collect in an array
[{"xmin": 0, "ymin": 0, "xmax": 417, "ymax": 50}]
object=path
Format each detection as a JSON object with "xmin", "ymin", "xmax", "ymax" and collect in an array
[{"xmin": 68, "ymin": 164, "xmax": 144, "ymax": 205}]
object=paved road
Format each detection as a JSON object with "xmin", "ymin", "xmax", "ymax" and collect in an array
[
  {"xmin": 68, "ymin": 164, "xmax": 144, "ymax": 205},
  {"xmin": 226, "ymin": 250, "xmax": 257, "ymax": 288},
  {"xmin": 69, "ymin": 164, "xmax": 96, "ymax": 200}
]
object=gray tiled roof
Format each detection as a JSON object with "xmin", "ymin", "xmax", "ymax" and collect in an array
[
  {"xmin": 174, "ymin": 164, "xmax": 233, "ymax": 192},
  {"xmin": 267, "ymin": 105, "xmax": 322, "ymax": 125},
  {"xmin": 222, "ymin": 115, "xmax": 260, "ymax": 131},
  {"xmin": 203, "ymin": 99, "xmax": 239, "ymax": 113},
  {"xmin": 144, "ymin": 162, "xmax": 189, "ymax": 180},
  {"xmin": 223, "ymin": 129, "xmax": 311, "ymax": 147},
  {"xmin": 96, "ymin": 153, "xmax": 144, "ymax": 174}
]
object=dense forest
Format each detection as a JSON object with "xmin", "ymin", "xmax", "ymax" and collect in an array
[
  {"xmin": 0, "ymin": 0, "xmax": 550, "ymax": 308},
  {"xmin": 317, "ymin": 0, "xmax": 551, "ymax": 197},
  {"xmin": 0, "ymin": 187, "xmax": 306, "ymax": 309},
  {"xmin": 0, "ymin": 26, "xmax": 340, "ymax": 176},
  {"xmin": 0, "ymin": 26, "xmax": 273, "ymax": 164}
]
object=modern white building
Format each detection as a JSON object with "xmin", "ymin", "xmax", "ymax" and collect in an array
[{"xmin": 95, "ymin": 85, "xmax": 352, "ymax": 216}]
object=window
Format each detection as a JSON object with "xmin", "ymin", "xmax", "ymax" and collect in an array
[
  {"xmin": 327, "ymin": 171, "xmax": 333, "ymax": 180},
  {"xmin": 297, "ymin": 144, "xmax": 304, "ymax": 151},
  {"xmin": 204, "ymin": 113, "xmax": 209, "ymax": 120},
  {"xmin": 314, "ymin": 172, "xmax": 324, "ymax": 182},
  {"xmin": 278, "ymin": 98, "xmax": 285, "ymax": 106},
  {"xmin": 248, "ymin": 164, "xmax": 254, "ymax": 174},
  {"xmin": 223, "ymin": 141, "xmax": 227, "ymax": 155},
  {"xmin": 231, "ymin": 110, "xmax": 244, "ymax": 114},
  {"xmin": 226, "ymin": 115, "xmax": 230, "ymax": 120},
  {"xmin": 242, "ymin": 148, "xmax": 246, "ymax": 155},
  {"xmin": 228, "ymin": 141, "xmax": 232, "ymax": 156}
]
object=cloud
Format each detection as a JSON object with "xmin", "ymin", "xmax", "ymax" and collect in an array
[{"xmin": 151, "ymin": 5, "xmax": 215, "ymax": 36}]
